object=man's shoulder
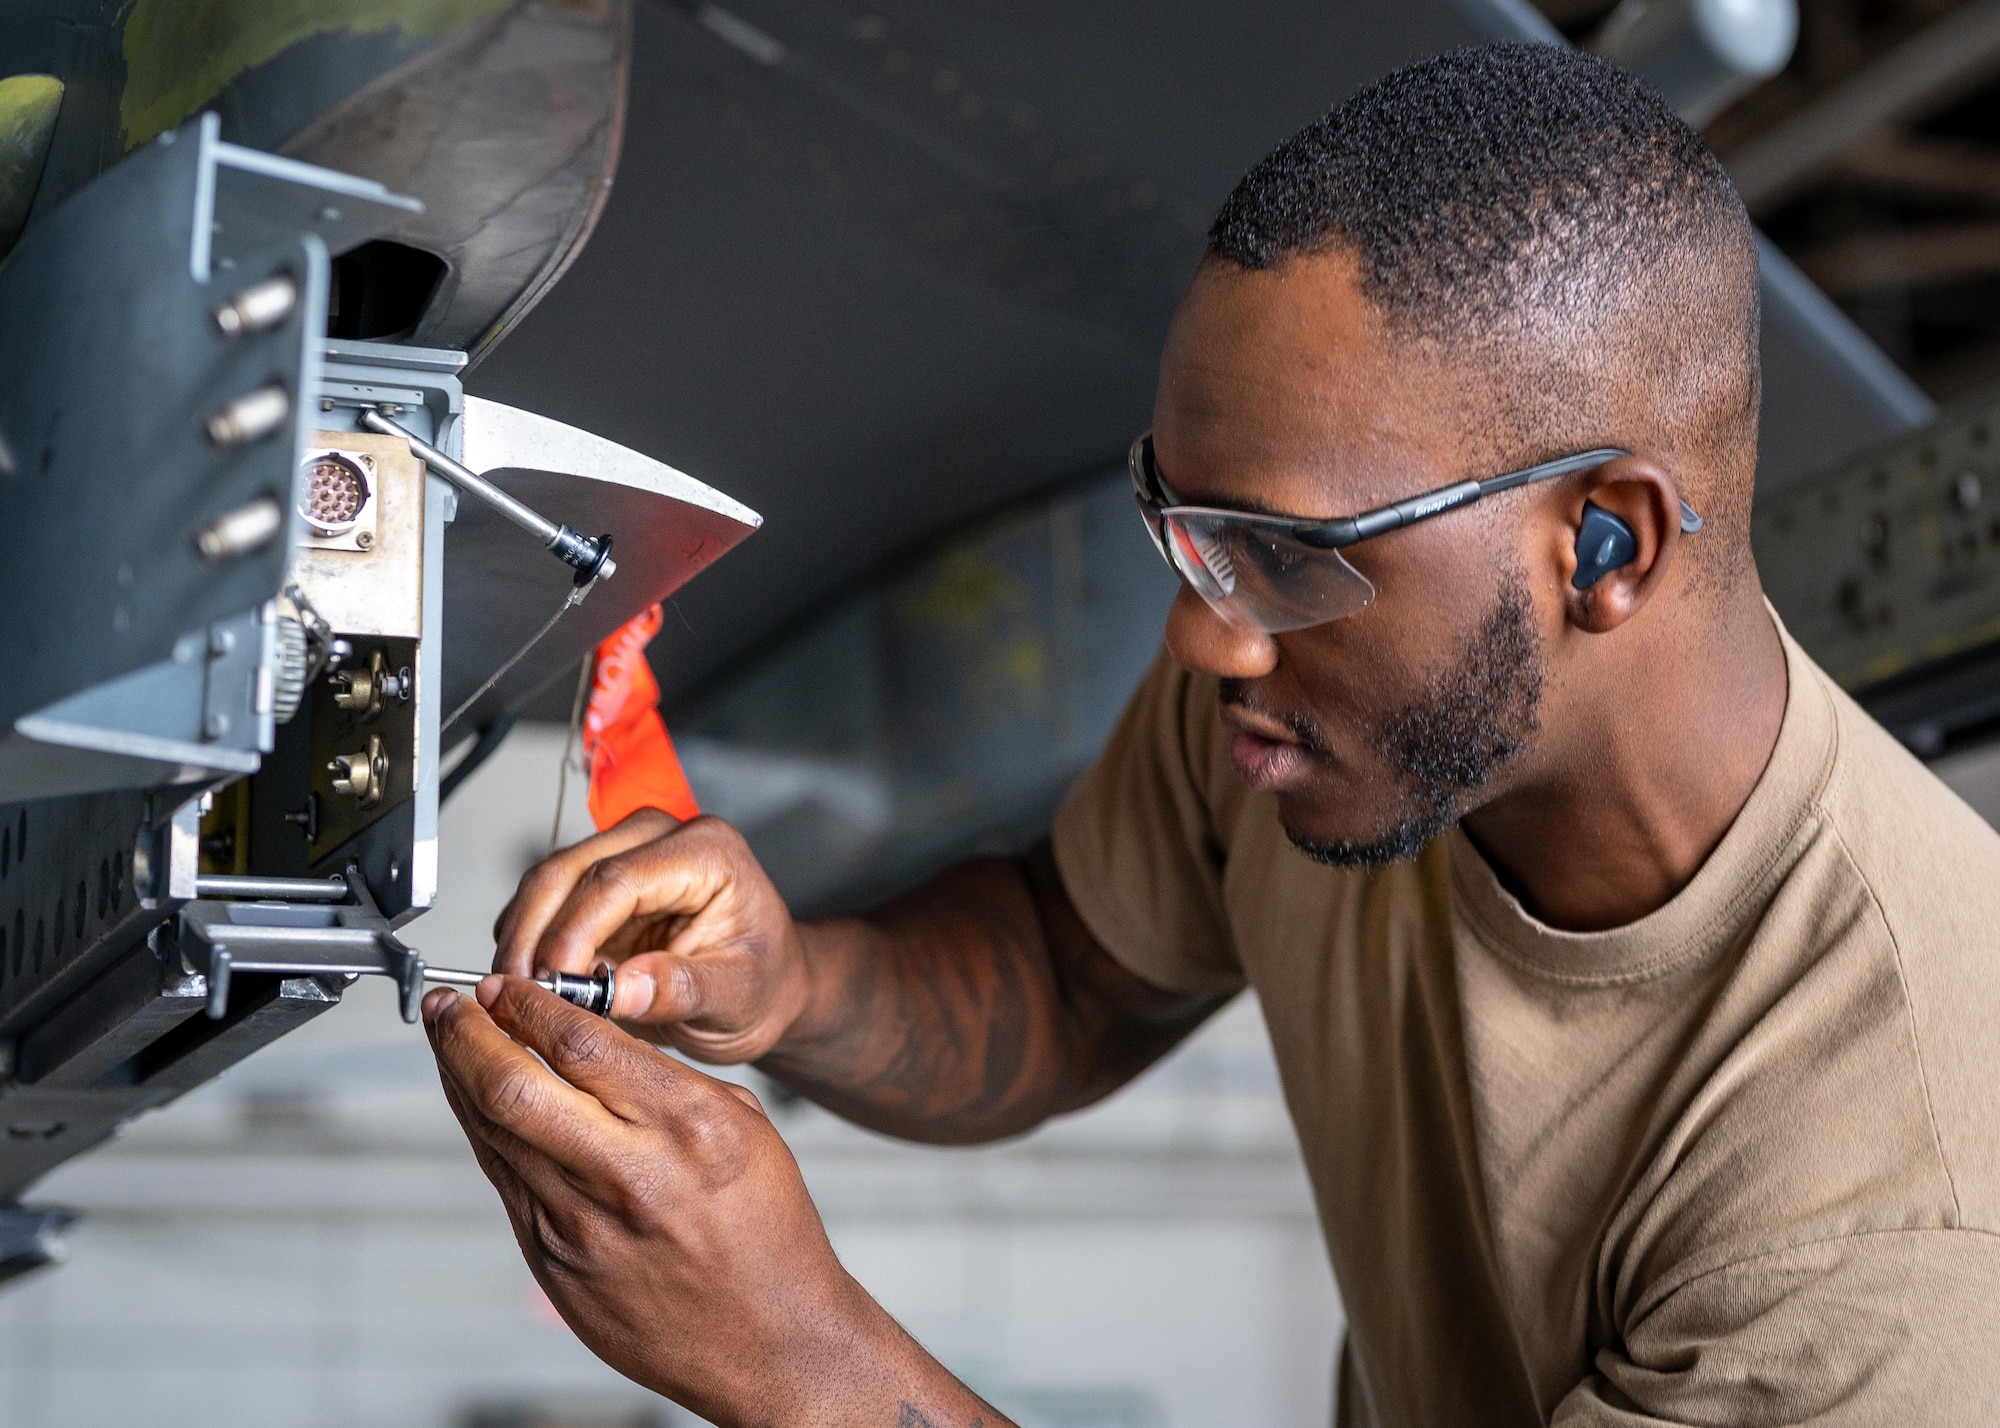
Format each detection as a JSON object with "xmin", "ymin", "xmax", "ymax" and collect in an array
[
  {"xmin": 1785, "ymin": 659, "xmax": 2000, "ymax": 1229},
  {"xmin": 1809, "ymin": 663, "xmax": 2000, "ymax": 943}
]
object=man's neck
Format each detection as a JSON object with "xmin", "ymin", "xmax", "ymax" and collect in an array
[{"xmin": 1457, "ymin": 595, "xmax": 1789, "ymax": 934}]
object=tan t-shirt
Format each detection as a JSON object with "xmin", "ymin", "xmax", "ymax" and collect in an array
[{"xmin": 1052, "ymin": 618, "xmax": 2000, "ymax": 1427}]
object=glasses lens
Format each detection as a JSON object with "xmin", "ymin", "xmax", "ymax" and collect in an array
[
  {"xmin": 1168, "ymin": 511, "xmax": 1375, "ymax": 632},
  {"xmin": 1165, "ymin": 516, "xmax": 1234, "ymax": 601},
  {"xmin": 1128, "ymin": 431, "xmax": 1374, "ymax": 632},
  {"xmin": 1130, "ymin": 491, "xmax": 1170, "ymax": 564}
]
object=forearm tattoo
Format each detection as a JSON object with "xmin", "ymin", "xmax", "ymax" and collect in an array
[{"xmin": 761, "ymin": 843, "xmax": 1227, "ymax": 1144}]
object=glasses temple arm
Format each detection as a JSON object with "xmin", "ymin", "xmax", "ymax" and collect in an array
[{"xmin": 1476, "ymin": 446, "xmax": 1704, "ymax": 533}]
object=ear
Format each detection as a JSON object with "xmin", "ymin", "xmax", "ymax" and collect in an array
[{"xmin": 1552, "ymin": 455, "xmax": 1687, "ymax": 635}]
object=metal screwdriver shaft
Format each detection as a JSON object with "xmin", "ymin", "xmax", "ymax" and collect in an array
[
  {"xmin": 360, "ymin": 407, "xmax": 616, "ymax": 586},
  {"xmin": 423, "ymin": 965, "xmax": 618, "ymax": 1017}
]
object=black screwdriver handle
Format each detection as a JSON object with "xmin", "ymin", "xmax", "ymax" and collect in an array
[{"xmin": 543, "ymin": 968, "xmax": 616, "ymax": 1017}]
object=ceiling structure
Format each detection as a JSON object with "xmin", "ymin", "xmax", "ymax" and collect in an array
[
  {"xmin": 1551, "ymin": 0, "xmax": 2000, "ymax": 402},
  {"xmin": 467, "ymin": 0, "xmax": 1942, "ymax": 712}
]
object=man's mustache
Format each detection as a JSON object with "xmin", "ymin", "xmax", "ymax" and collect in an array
[{"xmin": 1218, "ymin": 679, "xmax": 1332, "ymax": 757}]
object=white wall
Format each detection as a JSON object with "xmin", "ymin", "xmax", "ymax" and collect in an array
[{"xmin": 0, "ymin": 726, "xmax": 1341, "ymax": 1428}]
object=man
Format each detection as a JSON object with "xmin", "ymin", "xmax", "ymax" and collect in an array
[{"xmin": 423, "ymin": 43, "xmax": 2000, "ymax": 1427}]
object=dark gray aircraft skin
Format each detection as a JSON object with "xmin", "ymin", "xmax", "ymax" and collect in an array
[{"xmin": 469, "ymin": 0, "xmax": 1932, "ymax": 707}]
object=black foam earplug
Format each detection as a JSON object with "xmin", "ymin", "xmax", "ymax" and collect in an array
[{"xmin": 1572, "ymin": 503, "xmax": 1636, "ymax": 589}]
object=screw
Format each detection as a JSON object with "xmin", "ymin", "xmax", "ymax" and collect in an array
[
  {"xmin": 212, "ymin": 274, "xmax": 298, "ymax": 337},
  {"xmin": 195, "ymin": 496, "xmax": 283, "ymax": 562},
  {"xmin": 204, "ymin": 383, "xmax": 290, "ymax": 447},
  {"xmin": 355, "ymin": 531, "xmax": 375, "ymax": 550},
  {"xmin": 282, "ymin": 798, "xmax": 318, "ymax": 842}
]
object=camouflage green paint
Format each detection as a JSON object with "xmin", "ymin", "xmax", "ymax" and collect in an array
[
  {"xmin": 119, "ymin": 0, "xmax": 512, "ymax": 148},
  {"xmin": 0, "ymin": 74, "xmax": 63, "ymax": 257}
]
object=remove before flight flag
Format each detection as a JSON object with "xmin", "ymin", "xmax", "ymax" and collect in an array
[{"xmin": 583, "ymin": 603, "xmax": 700, "ymax": 829}]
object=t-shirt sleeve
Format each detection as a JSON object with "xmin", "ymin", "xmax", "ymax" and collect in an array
[
  {"xmin": 1550, "ymin": 1229, "xmax": 2000, "ymax": 1426},
  {"xmin": 1050, "ymin": 647, "xmax": 1248, "ymax": 997}
]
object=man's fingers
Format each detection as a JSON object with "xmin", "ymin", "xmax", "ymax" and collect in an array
[
  {"xmin": 604, "ymin": 948, "xmax": 783, "ymax": 1061},
  {"xmin": 426, "ymin": 982, "xmax": 628, "ymax": 1162},
  {"xmin": 604, "ymin": 948, "xmax": 731, "ymax": 1024},
  {"xmin": 477, "ymin": 976, "xmax": 694, "ymax": 1123},
  {"xmin": 491, "ymin": 809, "xmax": 681, "ymax": 973},
  {"xmin": 530, "ymin": 822, "xmax": 735, "ymax": 976},
  {"xmin": 480, "ymin": 977, "xmax": 762, "ymax": 1133},
  {"xmin": 436, "ymin": 1054, "xmax": 551, "ymax": 1203},
  {"xmin": 440, "ymin": 1064, "xmax": 598, "ymax": 1207},
  {"xmin": 429, "ymin": 998, "xmax": 595, "ymax": 1211}
]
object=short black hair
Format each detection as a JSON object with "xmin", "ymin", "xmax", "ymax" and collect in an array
[
  {"xmin": 1208, "ymin": 43, "xmax": 1760, "ymax": 578},
  {"xmin": 1209, "ymin": 43, "xmax": 1748, "ymax": 343}
]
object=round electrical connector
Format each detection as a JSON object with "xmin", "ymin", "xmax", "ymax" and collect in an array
[{"xmin": 301, "ymin": 453, "xmax": 371, "ymax": 536}]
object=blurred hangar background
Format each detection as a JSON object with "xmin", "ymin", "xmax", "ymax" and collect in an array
[{"xmin": 11, "ymin": 0, "xmax": 2000, "ymax": 1424}]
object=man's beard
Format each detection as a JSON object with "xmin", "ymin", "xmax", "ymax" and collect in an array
[{"xmin": 1262, "ymin": 576, "xmax": 1545, "ymax": 869}]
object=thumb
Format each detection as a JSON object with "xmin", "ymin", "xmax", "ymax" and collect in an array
[
  {"xmin": 610, "ymin": 948, "xmax": 796, "ymax": 1063},
  {"xmin": 608, "ymin": 950, "xmax": 720, "ymax": 1024}
]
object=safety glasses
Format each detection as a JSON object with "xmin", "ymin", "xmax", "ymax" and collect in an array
[{"xmin": 1129, "ymin": 433, "xmax": 1702, "ymax": 633}]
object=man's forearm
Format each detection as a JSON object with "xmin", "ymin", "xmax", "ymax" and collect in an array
[
  {"xmin": 757, "ymin": 845, "xmax": 1222, "ymax": 1144},
  {"xmin": 758, "ymin": 855, "xmax": 1083, "ymax": 1142}
]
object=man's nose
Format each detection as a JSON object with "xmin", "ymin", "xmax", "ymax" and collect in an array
[{"xmin": 1165, "ymin": 587, "xmax": 1280, "ymax": 679}]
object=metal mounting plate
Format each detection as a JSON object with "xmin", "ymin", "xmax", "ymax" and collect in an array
[
  {"xmin": 0, "ymin": 114, "xmax": 416, "ymax": 738},
  {"xmin": 441, "ymin": 396, "xmax": 761, "ymax": 733}
]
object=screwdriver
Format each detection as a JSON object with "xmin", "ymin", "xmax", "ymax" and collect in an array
[{"xmin": 423, "ymin": 965, "xmax": 617, "ymax": 1017}]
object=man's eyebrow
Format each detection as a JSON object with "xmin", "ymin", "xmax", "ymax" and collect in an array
[
  {"xmin": 1157, "ymin": 459, "xmax": 1341, "ymax": 521},
  {"xmin": 1227, "ymin": 491, "xmax": 1326, "ymax": 519},
  {"xmin": 1192, "ymin": 495, "xmax": 1329, "ymax": 521}
]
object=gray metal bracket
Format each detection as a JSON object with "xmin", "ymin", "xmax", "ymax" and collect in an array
[
  {"xmin": 2, "ymin": 608, "xmax": 276, "ymax": 804},
  {"xmin": 176, "ymin": 868, "xmax": 429, "ymax": 1023},
  {"xmin": 0, "ymin": 1203, "xmax": 72, "ymax": 1286}
]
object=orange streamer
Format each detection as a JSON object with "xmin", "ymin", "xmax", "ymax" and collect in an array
[{"xmin": 583, "ymin": 603, "xmax": 699, "ymax": 830}]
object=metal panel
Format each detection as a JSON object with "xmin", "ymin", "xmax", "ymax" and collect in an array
[
  {"xmin": 0, "ymin": 0, "xmax": 630, "ymax": 361},
  {"xmin": 0, "ymin": 930, "xmax": 346, "ymax": 1199},
  {"xmin": 289, "ymin": 431, "xmax": 428, "ymax": 638},
  {"xmin": 1757, "ymin": 388, "xmax": 2000, "ymax": 753},
  {"xmin": 0, "ymin": 791, "xmax": 161, "ymax": 1039},
  {"xmin": 0, "ymin": 113, "xmax": 422, "ymax": 803},
  {"xmin": 439, "ymin": 396, "xmax": 760, "ymax": 734},
  {"xmin": 0, "ymin": 131, "xmax": 311, "ymax": 728},
  {"xmin": 276, "ymin": 0, "xmax": 632, "ymax": 360}
]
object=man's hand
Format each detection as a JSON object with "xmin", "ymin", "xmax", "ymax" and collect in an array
[
  {"xmin": 496, "ymin": 810, "xmax": 1228, "ymax": 1145},
  {"xmin": 493, "ymin": 809, "xmax": 810, "ymax": 1063},
  {"xmin": 424, "ymin": 976, "xmax": 1012, "ymax": 1428}
]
